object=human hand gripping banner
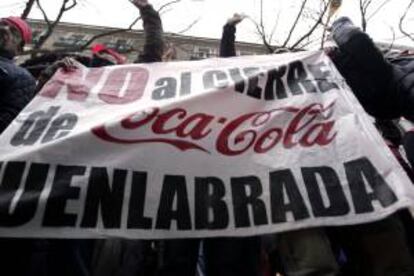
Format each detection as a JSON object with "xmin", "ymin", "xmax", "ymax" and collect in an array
[{"xmin": 0, "ymin": 51, "xmax": 414, "ymax": 239}]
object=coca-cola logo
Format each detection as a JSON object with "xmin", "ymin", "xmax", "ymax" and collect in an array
[{"xmin": 91, "ymin": 101, "xmax": 337, "ymax": 156}]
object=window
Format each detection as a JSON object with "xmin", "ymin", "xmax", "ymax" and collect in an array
[
  {"xmin": 240, "ymin": 51, "xmax": 254, "ymax": 56},
  {"xmin": 191, "ymin": 46, "xmax": 212, "ymax": 60},
  {"xmin": 108, "ymin": 39, "xmax": 132, "ymax": 53},
  {"xmin": 53, "ymin": 34, "xmax": 86, "ymax": 48},
  {"xmin": 198, "ymin": 47, "xmax": 210, "ymax": 58}
]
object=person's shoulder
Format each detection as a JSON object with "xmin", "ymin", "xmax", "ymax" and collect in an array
[
  {"xmin": 11, "ymin": 62, "xmax": 36, "ymax": 82},
  {"xmin": 0, "ymin": 58, "xmax": 12, "ymax": 80},
  {"xmin": 2, "ymin": 62, "xmax": 37, "ymax": 89},
  {"xmin": 19, "ymin": 65, "xmax": 35, "ymax": 80},
  {"xmin": 0, "ymin": 58, "xmax": 29, "ymax": 75}
]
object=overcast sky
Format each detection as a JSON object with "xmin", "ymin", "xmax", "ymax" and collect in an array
[{"xmin": 0, "ymin": 0, "xmax": 413, "ymax": 48}]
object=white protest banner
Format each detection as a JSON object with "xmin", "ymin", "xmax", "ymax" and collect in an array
[{"xmin": 0, "ymin": 51, "xmax": 413, "ymax": 239}]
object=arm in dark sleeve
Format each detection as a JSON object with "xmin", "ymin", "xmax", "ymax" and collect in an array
[
  {"xmin": 404, "ymin": 131, "xmax": 414, "ymax": 170},
  {"xmin": 0, "ymin": 65, "xmax": 9, "ymax": 83},
  {"xmin": 35, "ymin": 67, "xmax": 54, "ymax": 93},
  {"xmin": 219, "ymin": 23, "xmax": 236, "ymax": 57},
  {"xmin": 332, "ymin": 17, "xmax": 394, "ymax": 78},
  {"xmin": 135, "ymin": 5, "xmax": 165, "ymax": 63},
  {"xmin": 331, "ymin": 17, "xmax": 402, "ymax": 119}
]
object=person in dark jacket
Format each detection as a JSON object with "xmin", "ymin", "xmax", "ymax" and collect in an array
[
  {"xmin": 0, "ymin": 15, "xmax": 38, "ymax": 276},
  {"xmin": 0, "ymin": 16, "xmax": 36, "ymax": 134},
  {"xmin": 325, "ymin": 17, "xmax": 414, "ymax": 276},
  {"xmin": 328, "ymin": 17, "xmax": 414, "ymax": 121},
  {"xmin": 153, "ymin": 14, "xmax": 264, "ymax": 276},
  {"xmin": 375, "ymin": 119, "xmax": 414, "ymax": 256},
  {"xmin": 404, "ymin": 128, "xmax": 414, "ymax": 169},
  {"xmin": 91, "ymin": 1, "xmax": 164, "ymax": 276},
  {"xmin": 219, "ymin": 13, "xmax": 245, "ymax": 58},
  {"xmin": 220, "ymin": 14, "xmax": 414, "ymax": 276},
  {"xmin": 394, "ymin": 51, "xmax": 414, "ymax": 169},
  {"xmin": 31, "ymin": 2, "xmax": 165, "ymax": 274},
  {"xmin": 220, "ymin": 13, "xmax": 340, "ymax": 276}
]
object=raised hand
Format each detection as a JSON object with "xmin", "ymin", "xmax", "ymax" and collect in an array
[
  {"xmin": 130, "ymin": 0, "xmax": 149, "ymax": 9},
  {"xmin": 328, "ymin": 0, "xmax": 342, "ymax": 18},
  {"xmin": 227, "ymin": 13, "xmax": 247, "ymax": 26},
  {"xmin": 54, "ymin": 57, "xmax": 78, "ymax": 72}
]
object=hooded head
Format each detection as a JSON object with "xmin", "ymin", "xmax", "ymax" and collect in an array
[{"xmin": 0, "ymin": 17, "xmax": 32, "ymax": 58}]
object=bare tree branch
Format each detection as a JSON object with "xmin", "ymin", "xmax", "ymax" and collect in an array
[
  {"xmin": 34, "ymin": 0, "xmax": 78, "ymax": 49},
  {"xmin": 23, "ymin": 47, "xmax": 82, "ymax": 56},
  {"xmin": 357, "ymin": 0, "xmax": 392, "ymax": 32},
  {"xmin": 399, "ymin": 0, "xmax": 414, "ymax": 42},
  {"xmin": 21, "ymin": 0, "xmax": 36, "ymax": 19},
  {"xmin": 321, "ymin": 0, "xmax": 342, "ymax": 48},
  {"xmin": 35, "ymin": 0, "xmax": 51, "ymax": 26},
  {"xmin": 290, "ymin": 0, "xmax": 331, "ymax": 49},
  {"xmin": 367, "ymin": 0, "xmax": 391, "ymax": 20},
  {"xmin": 359, "ymin": 0, "xmax": 366, "ymax": 31},
  {"xmin": 77, "ymin": 15, "xmax": 142, "ymax": 51},
  {"xmin": 247, "ymin": 0, "xmax": 275, "ymax": 53},
  {"xmin": 248, "ymin": 16, "xmax": 274, "ymax": 53},
  {"xmin": 64, "ymin": 0, "xmax": 77, "ymax": 11},
  {"xmin": 259, "ymin": 0, "xmax": 265, "ymax": 34},
  {"xmin": 257, "ymin": 0, "xmax": 273, "ymax": 52},
  {"xmin": 385, "ymin": 25, "xmax": 396, "ymax": 52},
  {"xmin": 282, "ymin": 0, "xmax": 308, "ymax": 47},
  {"xmin": 158, "ymin": 0, "xmax": 181, "ymax": 14},
  {"xmin": 359, "ymin": 0, "xmax": 376, "ymax": 31},
  {"xmin": 23, "ymin": 0, "xmax": 181, "ymax": 55},
  {"xmin": 249, "ymin": 0, "xmax": 331, "ymax": 52},
  {"xmin": 70, "ymin": 0, "xmax": 182, "ymax": 51},
  {"xmin": 268, "ymin": 8, "xmax": 282, "ymax": 45},
  {"xmin": 177, "ymin": 17, "xmax": 201, "ymax": 34}
]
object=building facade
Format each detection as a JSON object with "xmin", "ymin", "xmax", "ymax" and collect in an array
[{"xmin": 27, "ymin": 19, "xmax": 268, "ymax": 62}]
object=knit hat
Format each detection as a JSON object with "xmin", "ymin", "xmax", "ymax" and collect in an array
[
  {"xmin": 91, "ymin": 44, "xmax": 106, "ymax": 54},
  {"xmin": 92, "ymin": 44, "xmax": 126, "ymax": 64},
  {"xmin": 1, "ymin": 16, "xmax": 32, "ymax": 45}
]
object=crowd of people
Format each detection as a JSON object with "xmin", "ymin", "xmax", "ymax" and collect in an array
[{"xmin": 1, "ymin": 0, "xmax": 414, "ymax": 275}]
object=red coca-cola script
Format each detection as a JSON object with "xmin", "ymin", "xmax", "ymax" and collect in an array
[{"xmin": 92, "ymin": 102, "xmax": 337, "ymax": 156}]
